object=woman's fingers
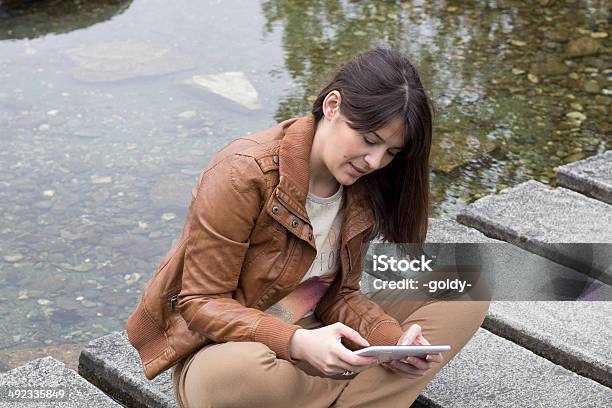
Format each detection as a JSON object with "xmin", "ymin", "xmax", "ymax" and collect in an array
[
  {"xmin": 390, "ymin": 360, "xmax": 429, "ymax": 375},
  {"xmin": 334, "ymin": 322, "xmax": 370, "ymax": 348},
  {"xmin": 399, "ymin": 356, "xmax": 431, "ymax": 370},
  {"xmin": 381, "ymin": 361, "xmax": 424, "ymax": 378},
  {"xmin": 426, "ymin": 352, "xmax": 443, "ymax": 363},
  {"xmin": 416, "ymin": 333, "xmax": 430, "ymax": 345},
  {"xmin": 398, "ymin": 324, "xmax": 422, "ymax": 345}
]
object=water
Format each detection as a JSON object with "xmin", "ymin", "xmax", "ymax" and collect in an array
[{"xmin": 0, "ymin": 0, "xmax": 609, "ymax": 368}]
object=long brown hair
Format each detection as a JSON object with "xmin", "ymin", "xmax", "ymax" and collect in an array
[{"xmin": 312, "ymin": 48, "xmax": 433, "ymax": 244}]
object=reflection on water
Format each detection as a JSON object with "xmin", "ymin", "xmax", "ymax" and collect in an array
[
  {"xmin": 262, "ymin": 0, "xmax": 609, "ymax": 208},
  {"xmin": 0, "ymin": 0, "xmax": 132, "ymax": 40},
  {"xmin": 0, "ymin": 0, "xmax": 609, "ymax": 368}
]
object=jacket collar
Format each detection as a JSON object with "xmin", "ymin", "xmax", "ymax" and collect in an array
[{"xmin": 276, "ymin": 114, "xmax": 374, "ymax": 242}]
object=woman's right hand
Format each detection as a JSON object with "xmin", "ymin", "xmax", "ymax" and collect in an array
[{"xmin": 289, "ymin": 323, "xmax": 379, "ymax": 376}]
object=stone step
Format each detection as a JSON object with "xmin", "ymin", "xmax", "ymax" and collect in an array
[
  {"xmin": 485, "ymin": 301, "xmax": 612, "ymax": 388},
  {"xmin": 557, "ymin": 150, "xmax": 612, "ymax": 205},
  {"xmin": 456, "ymin": 180, "xmax": 612, "ymax": 285},
  {"xmin": 365, "ymin": 218, "xmax": 612, "ymax": 387},
  {"xmin": 80, "ymin": 329, "xmax": 611, "ymax": 408},
  {"xmin": 426, "ymin": 217, "xmax": 498, "ymax": 243},
  {"xmin": 417, "ymin": 328, "xmax": 612, "ymax": 407},
  {"xmin": 0, "ymin": 356, "xmax": 121, "ymax": 407},
  {"xmin": 78, "ymin": 331, "xmax": 176, "ymax": 408}
]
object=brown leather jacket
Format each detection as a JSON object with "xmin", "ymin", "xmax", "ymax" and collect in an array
[{"xmin": 126, "ymin": 114, "xmax": 404, "ymax": 380}]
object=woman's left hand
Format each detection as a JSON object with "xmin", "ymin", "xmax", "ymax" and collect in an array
[{"xmin": 379, "ymin": 324, "xmax": 443, "ymax": 379}]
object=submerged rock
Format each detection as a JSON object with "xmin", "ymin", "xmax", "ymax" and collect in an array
[
  {"xmin": 529, "ymin": 59, "xmax": 570, "ymax": 76},
  {"xmin": 563, "ymin": 37, "xmax": 603, "ymax": 58},
  {"xmin": 430, "ymin": 132, "xmax": 497, "ymax": 173},
  {"xmin": 185, "ymin": 72, "xmax": 262, "ymax": 110},
  {"xmin": 64, "ymin": 40, "xmax": 195, "ymax": 82}
]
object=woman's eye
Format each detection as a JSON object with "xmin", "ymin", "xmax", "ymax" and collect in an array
[{"xmin": 362, "ymin": 134, "xmax": 376, "ymax": 145}]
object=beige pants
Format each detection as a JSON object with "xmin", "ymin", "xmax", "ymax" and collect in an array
[{"xmin": 171, "ymin": 289, "xmax": 489, "ymax": 408}]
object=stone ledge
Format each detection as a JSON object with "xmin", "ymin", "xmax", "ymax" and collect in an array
[
  {"xmin": 557, "ymin": 150, "xmax": 612, "ymax": 205},
  {"xmin": 78, "ymin": 331, "xmax": 176, "ymax": 408},
  {"xmin": 0, "ymin": 356, "xmax": 121, "ymax": 408},
  {"xmin": 79, "ymin": 329, "xmax": 612, "ymax": 408},
  {"xmin": 418, "ymin": 328, "xmax": 611, "ymax": 407},
  {"xmin": 484, "ymin": 301, "xmax": 612, "ymax": 388},
  {"xmin": 456, "ymin": 180, "xmax": 612, "ymax": 285}
]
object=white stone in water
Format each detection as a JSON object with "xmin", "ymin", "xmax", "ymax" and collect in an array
[
  {"xmin": 47, "ymin": 110, "xmax": 58, "ymax": 116},
  {"xmin": 566, "ymin": 111, "xmax": 586, "ymax": 121},
  {"xmin": 4, "ymin": 254, "xmax": 23, "ymax": 262},
  {"xmin": 161, "ymin": 212, "xmax": 176, "ymax": 221},
  {"xmin": 124, "ymin": 272, "xmax": 142, "ymax": 285},
  {"xmin": 187, "ymin": 72, "xmax": 262, "ymax": 110},
  {"xmin": 177, "ymin": 110, "xmax": 197, "ymax": 119},
  {"xmin": 528, "ymin": 74, "xmax": 539, "ymax": 84},
  {"xmin": 43, "ymin": 189, "xmax": 55, "ymax": 197},
  {"xmin": 91, "ymin": 176, "xmax": 112, "ymax": 184},
  {"xmin": 37, "ymin": 299, "xmax": 51, "ymax": 305},
  {"xmin": 81, "ymin": 300, "xmax": 97, "ymax": 308},
  {"xmin": 569, "ymin": 103, "xmax": 583, "ymax": 111},
  {"xmin": 39, "ymin": 124, "xmax": 50, "ymax": 131}
]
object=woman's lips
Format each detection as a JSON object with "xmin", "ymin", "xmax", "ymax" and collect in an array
[{"xmin": 349, "ymin": 162, "xmax": 366, "ymax": 176}]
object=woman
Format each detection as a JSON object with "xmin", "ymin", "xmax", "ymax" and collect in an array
[{"xmin": 126, "ymin": 48, "xmax": 489, "ymax": 407}]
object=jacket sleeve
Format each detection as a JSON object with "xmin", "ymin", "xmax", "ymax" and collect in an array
[
  {"xmin": 177, "ymin": 154, "xmax": 302, "ymax": 361},
  {"xmin": 314, "ymin": 240, "xmax": 404, "ymax": 349}
]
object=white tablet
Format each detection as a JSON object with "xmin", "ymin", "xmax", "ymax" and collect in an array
[{"xmin": 353, "ymin": 345, "xmax": 451, "ymax": 361}]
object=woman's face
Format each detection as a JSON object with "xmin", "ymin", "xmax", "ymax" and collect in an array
[{"xmin": 316, "ymin": 91, "xmax": 405, "ymax": 186}]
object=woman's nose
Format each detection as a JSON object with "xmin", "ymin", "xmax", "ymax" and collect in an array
[{"xmin": 364, "ymin": 149, "xmax": 386, "ymax": 170}]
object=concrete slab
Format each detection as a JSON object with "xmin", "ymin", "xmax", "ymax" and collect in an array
[
  {"xmin": 417, "ymin": 328, "xmax": 612, "ymax": 407},
  {"xmin": 557, "ymin": 150, "xmax": 612, "ymax": 204},
  {"xmin": 80, "ymin": 328, "xmax": 612, "ymax": 408},
  {"xmin": 0, "ymin": 356, "xmax": 121, "ymax": 407},
  {"xmin": 425, "ymin": 218, "xmax": 497, "ymax": 243},
  {"xmin": 485, "ymin": 301, "xmax": 612, "ymax": 388},
  {"xmin": 456, "ymin": 180, "xmax": 612, "ymax": 285},
  {"xmin": 78, "ymin": 331, "xmax": 177, "ymax": 408}
]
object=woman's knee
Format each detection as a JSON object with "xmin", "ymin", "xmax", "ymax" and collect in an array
[
  {"xmin": 438, "ymin": 299, "xmax": 490, "ymax": 343},
  {"xmin": 462, "ymin": 299, "xmax": 490, "ymax": 327},
  {"xmin": 183, "ymin": 342, "xmax": 278, "ymax": 405}
]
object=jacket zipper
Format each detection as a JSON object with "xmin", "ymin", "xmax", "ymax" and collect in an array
[
  {"xmin": 346, "ymin": 244, "xmax": 353, "ymax": 284},
  {"xmin": 169, "ymin": 294, "xmax": 178, "ymax": 312}
]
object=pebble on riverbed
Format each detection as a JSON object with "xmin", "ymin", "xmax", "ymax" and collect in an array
[{"xmin": 4, "ymin": 254, "xmax": 24, "ymax": 263}]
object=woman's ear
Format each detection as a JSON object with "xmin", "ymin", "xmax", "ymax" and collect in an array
[{"xmin": 323, "ymin": 90, "xmax": 342, "ymax": 119}]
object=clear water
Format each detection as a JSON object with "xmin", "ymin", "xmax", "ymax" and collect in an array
[{"xmin": 0, "ymin": 0, "xmax": 609, "ymax": 368}]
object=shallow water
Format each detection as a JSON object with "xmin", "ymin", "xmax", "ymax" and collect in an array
[{"xmin": 0, "ymin": 0, "xmax": 609, "ymax": 365}]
